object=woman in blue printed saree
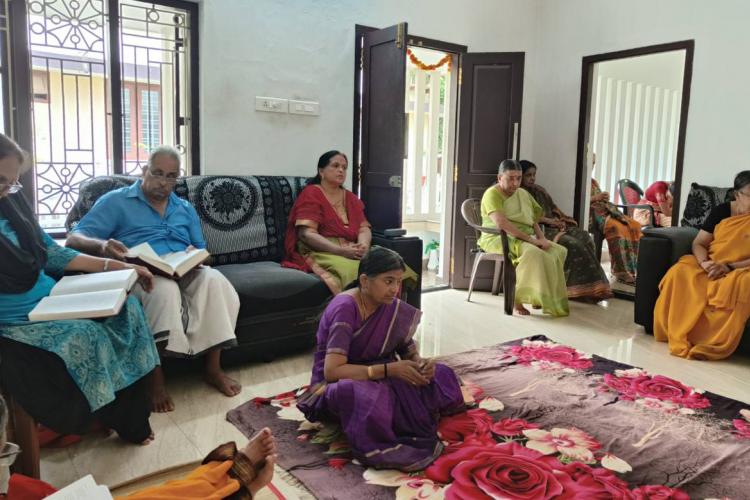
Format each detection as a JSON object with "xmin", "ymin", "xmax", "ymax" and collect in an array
[
  {"xmin": 0, "ymin": 133, "xmax": 159, "ymax": 444},
  {"xmin": 297, "ymin": 247, "xmax": 465, "ymax": 471}
]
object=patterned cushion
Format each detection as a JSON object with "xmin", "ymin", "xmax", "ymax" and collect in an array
[
  {"xmin": 680, "ymin": 182, "xmax": 734, "ymax": 228},
  {"xmin": 65, "ymin": 175, "xmax": 138, "ymax": 231},
  {"xmin": 66, "ymin": 174, "xmax": 309, "ymax": 265}
]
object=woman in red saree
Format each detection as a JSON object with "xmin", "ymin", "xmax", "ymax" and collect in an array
[{"xmin": 283, "ymin": 150, "xmax": 415, "ymax": 294}]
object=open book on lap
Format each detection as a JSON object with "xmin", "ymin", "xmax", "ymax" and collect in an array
[
  {"xmin": 28, "ymin": 269, "xmax": 137, "ymax": 322},
  {"xmin": 126, "ymin": 242, "xmax": 209, "ymax": 279}
]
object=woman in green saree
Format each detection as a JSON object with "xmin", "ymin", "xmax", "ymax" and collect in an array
[
  {"xmin": 479, "ymin": 159, "xmax": 569, "ymax": 316},
  {"xmin": 520, "ymin": 160, "xmax": 612, "ymax": 302}
]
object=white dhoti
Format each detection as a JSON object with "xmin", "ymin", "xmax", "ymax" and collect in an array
[{"xmin": 132, "ymin": 267, "xmax": 239, "ymax": 356}]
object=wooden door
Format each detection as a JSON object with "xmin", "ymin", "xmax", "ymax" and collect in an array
[
  {"xmin": 359, "ymin": 23, "xmax": 407, "ymax": 232},
  {"xmin": 450, "ymin": 52, "xmax": 525, "ymax": 289}
]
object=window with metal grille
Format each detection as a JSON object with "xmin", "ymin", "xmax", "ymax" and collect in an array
[{"xmin": 7, "ymin": 0, "xmax": 199, "ymax": 232}]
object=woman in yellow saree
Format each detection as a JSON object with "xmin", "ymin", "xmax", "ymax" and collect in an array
[
  {"xmin": 654, "ymin": 171, "xmax": 750, "ymax": 360},
  {"xmin": 479, "ymin": 159, "xmax": 569, "ymax": 317}
]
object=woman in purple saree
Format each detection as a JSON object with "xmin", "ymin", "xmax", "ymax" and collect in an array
[{"xmin": 297, "ymin": 247, "xmax": 464, "ymax": 471}]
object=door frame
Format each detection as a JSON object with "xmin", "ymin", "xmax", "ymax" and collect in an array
[
  {"xmin": 573, "ymin": 40, "xmax": 694, "ymax": 224},
  {"xmin": 352, "ymin": 25, "xmax": 467, "ymax": 194}
]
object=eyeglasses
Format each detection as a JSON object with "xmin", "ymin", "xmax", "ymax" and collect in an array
[
  {"xmin": 147, "ymin": 170, "xmax": 179, "ymax": 185},
  {"xmin": 0, "ymin": 182, "xmax": 22, "ymax": 194},
  {"xmin": 0, "ymin": 442, "xmax": 20, "ymax": 466}
]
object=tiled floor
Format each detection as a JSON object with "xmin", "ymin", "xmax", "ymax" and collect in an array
[{"xmin": 41, "ymin": 289, "xmax": 750, "ymax": 491}]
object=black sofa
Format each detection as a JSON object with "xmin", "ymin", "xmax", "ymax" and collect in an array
[
  {"xmin": 634, "ymin": 182, "xmax": 750, "ymax": 355},
  {"xmin": 65, "ymin": 174, "xmax": 422, "ymax": 358}
]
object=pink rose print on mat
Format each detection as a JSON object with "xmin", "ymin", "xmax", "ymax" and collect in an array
[
  {"xmin": 732, "ymin": 417, "xmax": 750, "ymax": 439},
  {"xmin": 557, "ymin": 462, "xmax": 633, "ymax": 499},
  {"xmin": 522, "ymin": 427, "xmax": 602, "ymax": 462},
  {"xmin": 491, "ymin": 418, "xmax": 540, "ymax": 437},
  {"xmin": 506, "ymin": 339, "xmax": 594, "ymax": 371},
  {"xmin": 425, "ymin": 442, "xmax": 573, "ymax": 499},
  {"xmin": 602, "ymin": 372, "xmax": 710, "ymax": 410},
  {"xmin": 437, "ymin": 408, "xmax": 493, "ymax": 444},
  {"xmin": 631, "ymin": 484, "xmax": 690, "ymax": 499}
]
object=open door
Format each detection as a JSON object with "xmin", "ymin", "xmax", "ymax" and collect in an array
[
  {"xmin": 359, "ymin": 23, "xmax": 407, "ymax": 232},
  {"xmin": 450, "ymin": 52, "xmax": 525, "ymax": 290}
]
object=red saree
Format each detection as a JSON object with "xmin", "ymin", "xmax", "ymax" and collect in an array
[{"xmin": 282, "ymin": 185, "xmax": 369, "ymax": 272}]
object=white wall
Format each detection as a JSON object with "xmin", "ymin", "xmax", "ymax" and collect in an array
[
  {"xmin": 198, "ymin": 0, "xmax": 539, "ymax": 185},
  {"xmin": 527, "ymin": 0, "xmax": 750, "ymax": 218}
]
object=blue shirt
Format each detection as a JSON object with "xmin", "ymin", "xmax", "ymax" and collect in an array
[
  {"xmin": 72, "ymin": 180, "xmax": 206, "ymax": 255},
  {"xmin": 0, "ymin": 218, "xmax": 79, "ymax": 323}
]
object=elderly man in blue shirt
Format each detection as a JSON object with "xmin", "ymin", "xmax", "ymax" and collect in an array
[{"xmin": 66, "ymin": 146, "xmax": 241, "ymax": 412}]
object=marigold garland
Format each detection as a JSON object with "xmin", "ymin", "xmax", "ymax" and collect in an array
[{"xmin": 407, "ymin": 48, "xmax": 451, "ymax": 72}]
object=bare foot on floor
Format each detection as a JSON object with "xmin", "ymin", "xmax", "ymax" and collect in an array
[
  {"xmin": 141, "ymin": 430, "xmax": 155, "ymax": 446},
  {"xmin": 249, "ymin": 454, "xmax": 276, "ymax": 498},
  {"xmin": 240, "ymin": 428, "xmax": 277, "ymax": 467},
  {"xmin": 149, "ymin": 367, "xmax": 175, "ymax": 413},
  {"xmin": 205, "ymin": 370, "xmax": 242, "ymax": 397},
  {"xmin": 514, "ymin": 304, "xmax": 531, "ymax": 316}
]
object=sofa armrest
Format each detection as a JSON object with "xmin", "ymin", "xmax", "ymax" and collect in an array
[
  {"xmin": 634, "ymin": 227, "xmax": 698, "ymax": 333},
  {"xmin": 641, "ymin": 226, "xmax": 699, "ymax": 263},
  {"xmin": 372, "ymin": 234, "xmax": 422, "ymax": 309}
]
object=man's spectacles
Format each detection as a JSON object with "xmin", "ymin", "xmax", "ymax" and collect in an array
[
  {"xmin": 147, "ymin": 170, "xmax": 179, "ymax": 185},
  {"xmin": 0, "ymin": 182, "xmax": 22, "ymax": 194},
  {"xmin": 0, "ymin": 442, "xmax": 20, "ymax": 466}
]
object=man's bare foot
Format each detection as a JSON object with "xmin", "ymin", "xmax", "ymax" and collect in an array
[
  {"xmin": 149, "ymin": 367, "xmax": 175, "ymax": 413},
  {"xmin": 514, "ymin": 304, "xmax": 531, "ymax": 316},
  {"xmin": 248, "ymin": 454, "xmax": 276, "ymax": 497},
  {"xmin": 240, "ymin": 428, "xmax": 276, "ymax": 467},
  {"xmin": 205, "ymin": 370, "xmax": 241, "ymax": 397}
]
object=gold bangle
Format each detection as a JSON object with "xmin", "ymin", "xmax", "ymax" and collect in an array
[{"xmin": 367, "ymin": 365, "xmax": 374, "ymax": 380}]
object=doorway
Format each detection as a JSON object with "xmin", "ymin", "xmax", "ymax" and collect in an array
[
  {"xmin": 402, "ymin": 45, "xmax": 459, "ymax": 290},
  {"xmin": 574, "ymin": 41, "xmax": 694, "ymax": 295}
]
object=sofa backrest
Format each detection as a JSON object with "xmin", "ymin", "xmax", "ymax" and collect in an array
[
  {"xmin": 680, "ymin": 182, "xmax": 734, "ymax": 228},
  {"xmin": 66, "ymin": 174, "xmax": 309, "ymax": 264}
]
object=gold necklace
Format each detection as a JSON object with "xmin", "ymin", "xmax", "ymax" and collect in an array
[{"xmin": 357, "ymin": 290, "xmax": 373, "ymax": 319}]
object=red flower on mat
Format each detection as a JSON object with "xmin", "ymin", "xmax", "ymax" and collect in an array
[
  {"xmin": 732, "ymin": 418, "xmax": 750, "ymax": 439},
  {"xmin": 437, "ymin": 409, "xmax": 493, "ymax": 444},
  {"xmin": 426, "ymin": 443, "xmax": 571, "ymax": 498},
  {"xmin": 509, "ymin": 341, "xmax": 593, "ymax": 370},
  {"xmin": 491, "ymin": 418, "xmax": 540, "ymax": 437},
  {"xmin": 327, "ymin": 458, "xmax": 349, "ymax": 470},
  {"xmin": 603, "ymin": 374, "xmax": 710, "ymax": 409},
  {"xmin": 631, "ymin": 485, "xmax": 690, "ymax": 499},
  {"xmin": 556, "ymin": 462, "xmax": 632, "ymax": 499}
]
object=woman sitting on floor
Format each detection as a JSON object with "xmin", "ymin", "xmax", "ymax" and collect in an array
[
  {"xmin": 479, "ymin": 159, "xmax": 569, "ymax": 316},
  {"xmin": 297, "ymin": 246, "xmax": 465, "ymax": 471},
  {"xmin": 282, "ymin": 150, "xmax": 415, "ymax": 293},
  {"xmin": 589, "ymin": 170, "xmax": 642, "ymax": 285},
  {"xmin": 520, "ymin": 160, "xmax": 612, "ymax": 302},
  {"xmin": 633, "ymin": 180, "xmax": 674, "ymax": 227},
  {"xmin": 0, "ymin": 133, "xmax": 159, "ymax": 445},
  {"xmin": 654, "ymin": 171, "xmax": 750, "ymax": 360}
]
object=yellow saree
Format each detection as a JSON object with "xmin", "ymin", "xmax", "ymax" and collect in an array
[
  {"xmin": 654, "ymin": 213, "xmax": 750, "ymax": 360},
  {"xmin": 478, "ymin": 186, "xmax": 569, "ymax": 317}
]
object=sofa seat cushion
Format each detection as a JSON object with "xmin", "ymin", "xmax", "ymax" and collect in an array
[{"xmin": 216, "ymin": 262, "xmax": 331, "ymax": 318}]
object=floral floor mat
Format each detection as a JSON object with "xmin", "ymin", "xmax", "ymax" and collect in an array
[{"xmin": 227, "ymin": 335, "xmax": 750, "ymax": 499}]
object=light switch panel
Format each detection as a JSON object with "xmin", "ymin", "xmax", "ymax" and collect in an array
[
  {"xmin": 255, "ymin": 96, "xmax": 288, "ymax": 113},
  {"xmin": 289, "ymin": 99, "xmax": 320, "ymax": 116}
]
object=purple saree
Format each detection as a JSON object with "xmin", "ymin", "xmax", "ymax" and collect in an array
[{"xmin": 297, "ymin": 294, "xmax": 464, "ymax": 471}]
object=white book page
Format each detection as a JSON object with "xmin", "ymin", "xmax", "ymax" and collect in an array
[
  {"xmin": 46, "ymin": 474, "xmax": 113, "ymax": 500},
  {"xmin": 127, "ymin": 242, "xmax": 174, "ymax": 274},
  {"xmin": 161, "ymin": 248, "xmax": 208, "ymax": 276},
  {"xmin": 29, "ymin": 289, "xmax": 127, "ymax": 321},
  {"xmin": 50, "ymin": 269, "xmax": 137, "ymax": 296}
]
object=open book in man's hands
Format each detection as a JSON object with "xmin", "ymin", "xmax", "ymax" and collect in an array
[
  {"xmin": 126, "ymin": 242, "xmax": 209, "ymax": 279},
  {"xmin": 28, "ymin": 269, "xmax": 138, "ymax": 321}
]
